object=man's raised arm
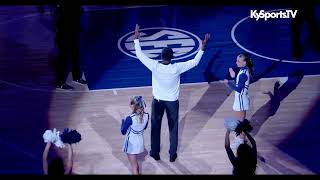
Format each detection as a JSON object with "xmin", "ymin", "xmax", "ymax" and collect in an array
[
  {"xmin": 176, "ymin": 33, "xmax": 210, "ymax": 74},
  {"xmin": 134, "ymin": 24, "xmax": 157, "ymax": 71}
]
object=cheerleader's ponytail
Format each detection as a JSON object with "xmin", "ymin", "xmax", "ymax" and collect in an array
[
  {"xmin": 131, "ymin": 96, "xmax": 146, "ymax": 123},
  {"xmin": 240, "ymin": 52, "xmax": 254, "ymax": 76}
]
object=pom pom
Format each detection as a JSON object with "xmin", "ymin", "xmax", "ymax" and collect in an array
[
  {"xmin": 53, "ymin": 129, "xmax": 65, "ymax": 148},
  {"xmin": 235, "ymin": 119, "xmax": 253, "ymax": 136},
  {"xmin": 43, "ymin": 128, "xmax": 65, "ymax": 148},
  {"xmin": 43, "ymin": 128, "xmax": 60, "ymax": 143},
  {"xmin": 60, "ymin": 128, "xmax": 82, "ymax": 144},
  {"xmin": 224, "ymin": 117, "xmax": 240, "ymax": 131},
  {"xmin": 54, "ymin": 137, "xmax": 65, "ymax": 148},
  {"xmin": 43, "ymin": 130, "xmax": 55, "ymax": 143}
]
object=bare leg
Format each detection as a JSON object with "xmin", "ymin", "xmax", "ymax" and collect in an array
[
  {"xmin": 127, "ymin": 154, "xmax": 139, "ymax": 175},
  {"xmin": 233, "ymin": 110, "xmax": 246, "ymax": 122}
]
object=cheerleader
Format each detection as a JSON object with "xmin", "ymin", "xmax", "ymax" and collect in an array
[
  {"xmin": 121, "ymin": 96, "xmax": 149, "ymax": 175},
  {"xmin": 225, "ymin": 128, "xmax": 257, "ymax": 175},
  {"xmin": 223, "ymin": 53, "xmax": 254, "ymax": 149},
  {"xmin": 42, "ymin": 128, "xmax": 81, "ymax": 175},
  {"xmin": 42, "ymin": 142, "xmax": 73, "ymax": 175}
]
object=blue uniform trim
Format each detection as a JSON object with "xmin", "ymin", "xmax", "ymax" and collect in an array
[
  {"xmin": 121, "ymin": 116, "xmax": 132, "ymax": 135},
  {"xmin": 130, "ymin": 128, "xmax": 144, "ymax": 134},
  {"xmin": 240, "ymin": 88, "xmax": 244, "ymax": 111},
  {"xmin": 124, "ymin": 130, "xmax": 130, "ymax": 152},
  {"xmin": 144, "ymin": 112, "xmax": 149, "ymax": 130},
  {"xmin": 129, "ymin": 113, "xmax": 149, "ymax": 134},
  {"xmin": 227, "ymin": 73, "xmax": 248, "ymax": 93},
  {"xmin": 239, "ymin": 95, "xmax": 243, "ymax": 111}
]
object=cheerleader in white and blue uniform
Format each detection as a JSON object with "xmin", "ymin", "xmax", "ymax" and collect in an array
[
  {"xmin": 224, "ymin": 53, "xmax": 254, "ymax": 149},
  {"xmin": 121, "ymin": 96, "xmax": 149, "ymax": 174},
  {"xmin": 230, "ymin": 66, "xmax": 250, "ymax": 112}
]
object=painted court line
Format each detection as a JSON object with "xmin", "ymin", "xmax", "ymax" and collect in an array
[
  {"xmin": 231, "ymin": 8, "xmax": 320, "ymax": 64},
  {"xmin": 0, "ymin": 74, "xmax": 319, "ymax": 93}
]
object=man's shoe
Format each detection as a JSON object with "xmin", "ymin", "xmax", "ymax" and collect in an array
[
  {"xmin": 169, "ymin": 154, "xmax": 177, "ymax": 162},
  {"xmin": 74, "ymin": 78, "xmax": 87, "ymax": 84},
  {"xmin": 150, "ymin": 153, "xmax": 160, "ymax": 161},
  {"xmin": 56, "ymin": 83, "xmax": 74, "ymax": 90}
]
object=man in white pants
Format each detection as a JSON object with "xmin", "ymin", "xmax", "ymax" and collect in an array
[{"xmin": 133, "ymin": 24, "xmax": 210, "ymax": 162}]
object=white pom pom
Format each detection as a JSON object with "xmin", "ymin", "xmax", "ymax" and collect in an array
[
  {"xmin": 51, "ymin": 128, "xmax": 60, "ymax": 143},
  {"xmin": 43, "ymin": 130, "xmax": 54, "ymax": 143},
  {"xmin": 224, "ymin": 117, "xmax": 240, "ymax": 131},
  {"xmin": 53, "ymin": 128, "xmax": 57, "ymax": 136},
  {"xmin": 54, "ymin": 136, "xmax": 65, "ymax": 148},
  {"xmin": 43, "ymin": 128, "xmax": 65, "ymax": 148}
]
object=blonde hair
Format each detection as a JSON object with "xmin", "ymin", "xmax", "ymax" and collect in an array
[{"xmin": 130, "ymin": 96, "xmax": 146, "ymax": 123}]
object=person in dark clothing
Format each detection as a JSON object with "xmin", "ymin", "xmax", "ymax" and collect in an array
[
  {"xmin": 42, "ymin": 142, "xmax": 73, "ymax": 175},
  {"xmin": 291, "ymin": 2, "xmax": 320, "ymax": 59},
  {"xmin": 225, "ymin": 128, "xmax": 257, "ymax": 175},
  {"xmin": 54, "ymin": 3, "xmax": 87, "ymax": 89}
]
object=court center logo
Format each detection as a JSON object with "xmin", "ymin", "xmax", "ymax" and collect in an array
[{"xmin": 118, "ymin": 27, "xmax": 201, "ymax": 61}]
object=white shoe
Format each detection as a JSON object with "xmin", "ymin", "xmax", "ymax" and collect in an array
[{"xmin": 231, "ymin": 136, "xmax": 244, "ymax": 149}]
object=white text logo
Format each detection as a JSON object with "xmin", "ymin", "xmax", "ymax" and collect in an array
[{"xmin": 250, "ymin": 10, "xmax": 298, "ymax": 21}]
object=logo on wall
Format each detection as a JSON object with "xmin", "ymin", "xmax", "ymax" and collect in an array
[{"xmin": 118, "ymin": 27, "xmax": 201, "ymax": 61}]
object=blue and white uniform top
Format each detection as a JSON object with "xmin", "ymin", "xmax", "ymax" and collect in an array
[
  {"xmin": 121, "ymin": 112, "xmax": 149, "ymax": 154},
  {"xmin": 227, "ymin": 67, "xmax": 250, "ymax": 111}
]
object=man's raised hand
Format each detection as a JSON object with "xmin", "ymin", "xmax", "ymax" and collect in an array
[
  {"xmin": 134, "ymin": 24, "xmax": 140, "ymax": 40},
  {"xmin": 201, "ymin": 33, "xmax": 211, "ymax": 51}
]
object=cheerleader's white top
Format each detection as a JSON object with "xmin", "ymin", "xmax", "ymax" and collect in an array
[{"xmin": 121, "ymin": 112, "xmax": 149, "ymax": 154}]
